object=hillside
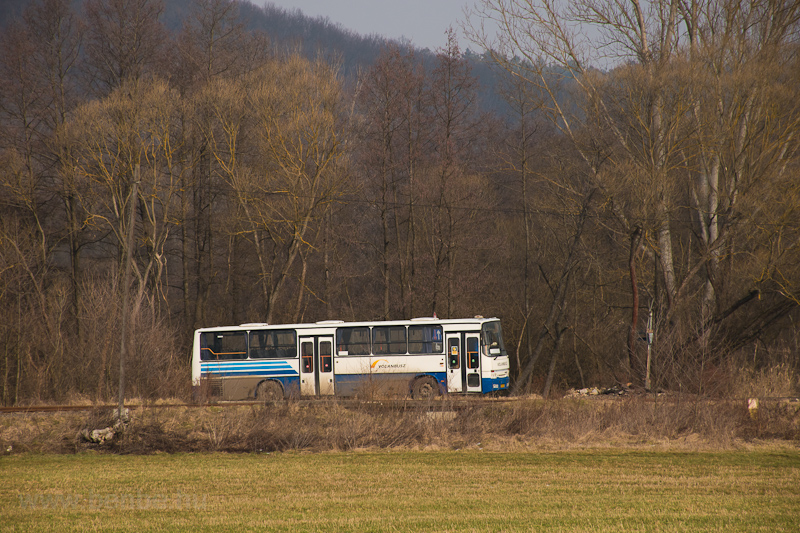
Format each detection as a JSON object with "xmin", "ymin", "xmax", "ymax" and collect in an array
[
  {"xmin": 0, "ymin": 0, "xmax": 391, "ymax": 71},
  {"xmin": 0, "ymin": 0, "xmax": 507, "ymax": 112}
]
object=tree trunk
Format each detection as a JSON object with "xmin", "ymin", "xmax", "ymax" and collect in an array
[
  {"xmin": 513, "ymin": 191, "xmax": 594, "ymax": 394},
  {"xmin": 627, "ymin": 226, "xmax": 643, "ymax": 385},
  {"xmin": 542, "ymin": 326, "xmax": 567, "ymax": 399}
]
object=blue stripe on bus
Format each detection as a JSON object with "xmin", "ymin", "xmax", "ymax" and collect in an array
[
  {"xmin": 201, "ymin": 361, "xmax": 297, "ymax": 377},
  {"xmin": 200, "ymin": 364, "xmax": 294, "ymax": 370},
  {"xmin": 201, "ymin": 367, "xmax": 295, "ymax": 372},
  {"xmin": 201, "ymin": 362, "xmax": 294, "ymax": 369},
  {"xmin": 200, "ymin": 360, "xmax": 293, "ymax": 365},
  {"xmin": 200, "ymin": 365, "xmax": 295, "ymax": 371},
  {"xmin": 200, "ymin": 368, "xmax": 296, "ymax": 374},
  {"xmin": 202, "ymin": 370, "xmax": 298, "ymax": 377}
]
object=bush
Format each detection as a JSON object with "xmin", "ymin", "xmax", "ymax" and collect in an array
[{"xmin": 2, "ymin": 396, "xmax": 798, "ymax": 455}]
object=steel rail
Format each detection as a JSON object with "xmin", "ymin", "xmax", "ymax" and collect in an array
[
  {"xmin": 0, "ymin": 397, "xmax": 519, "ymax": 414},
  {"xmin": 2, "ymin": 395, "xmax": 793, "ymax": 414}
]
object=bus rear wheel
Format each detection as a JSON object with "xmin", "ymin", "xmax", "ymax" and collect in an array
[
  {"xmin": 412, "ymin": 376, "xmax": 441, "ymax": 399},
  {"xmin": 256, "ymin": 380, "xmax": 284, "ymax": 402}
]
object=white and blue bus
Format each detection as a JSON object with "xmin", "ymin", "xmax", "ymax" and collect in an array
[{"xmin": 191, "ymin": 317, "xmax": 510, "ymax": 401}]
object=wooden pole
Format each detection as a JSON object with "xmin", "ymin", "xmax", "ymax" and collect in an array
[{"xmin": 118, "ymin": 168, "xmax": 139, "ymax": 417}]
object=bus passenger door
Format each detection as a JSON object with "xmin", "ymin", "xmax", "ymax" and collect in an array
[
  {"xmin": 300, "ymin": 337, "xmax": 316, "ymax": 396},
  {"xmin": 465, "ymin": 334, "xmax": 482, "ymax": 393},
  {"xmin": 317, "ymin": 336, "xmax": 335, "ymax": 396},
  {"xmin": 446, "ymin": 333, "xmax": 462, "ymax": 393}
]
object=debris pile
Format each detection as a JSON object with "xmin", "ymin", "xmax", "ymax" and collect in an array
[
  {"xmin": 79, "ymin": 408, "xmax": 130, "ymax": 445},
  {"xmin": 565, "ymin": 385, "xmax": 632, "ymax": 397}
]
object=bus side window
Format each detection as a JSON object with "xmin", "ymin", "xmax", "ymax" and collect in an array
[
  {"xmin": 204, "ymin": 331, "xmax": 246, "ymax": 360},
  {"xmin": 320, "ymin": 341, "xmax": 332, "ymax": 372},
  {"xmin": 448, "ymin": 338, "xmax": 460, "ymax": 369},
  {"xmin": 200, "ymin": 332, "xmax": 216, "ymax": 360},
  {"xmin": 337, "ymin": 327, "xmax": 370, "ymax": 355},
  {"xmin": 467, "ymin": 337, "xmax": 479, "ymax": 369},
  {"xmin": 372, "ymin": 327, "xmax": 388, "ymax": 355},
  {"xmin": 409, "ymin": 325, "xmax": 443, "ymax": 354},
  {"xmin": 301, "ymin": 341, "xmax": 313, "ymax": 373}
]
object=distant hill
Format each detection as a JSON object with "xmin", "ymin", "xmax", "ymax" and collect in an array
[
  {"xmin": 0, "ymin": 0, "xmax": 27, "ymax": 24},
  {"xmin": 0, "ymin": 0, "xmax": 416, "ymax": 77},
  {"xmin": 233, "ymin": 2, "xmax": 508, "ymax": 114},
  {"xmin": 0, "ymin": 0, "xmax": 509, "ymax": 115},
  {"xmin": 240, "ymin": 2, "xmax": 390, "ymax": 76}
]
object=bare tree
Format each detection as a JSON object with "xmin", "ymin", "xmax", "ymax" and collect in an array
[
  {"xmin": 422, "ymin": 28, "xmax": 488, "ymax": 317},
  {"xmin": 83, "ymin": 0, "xmax": 168, "ymax": 96},
  {"xmin": 467, "ymin": 0, "xmax": 800, "ymax": 387},
  {"xmin": 0, "ymin": 1, "xmax": 83, "ymax": 402},
  {"xmin": 70, "ymin": 77, "xmax": 183, "ymax": 306},
  {"xmin": 175, "ymin": 1, "xmax": 270, "ymax": 327},
  {"xmin": 176, "ymin": 0, "xmax": 263, "ymax": 87},
  {"xmin": 203, "ymin": 54, "xmax": 347, "ymax": 323},
  {"xmin": 356, "ymin": 45, "xmax": 433, "ymax": 319},
  {"xmin": 24, "ymin": 0, "xmax": 85, "ymax": 333},
  {"xmin": 495, "ymin": 66, "xmax": 545, "ymax": 376}
]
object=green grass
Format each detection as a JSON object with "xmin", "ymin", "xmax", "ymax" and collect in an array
[{"xmin": 2, "ymin": 450, "xmax": 798, "ymax": 532}]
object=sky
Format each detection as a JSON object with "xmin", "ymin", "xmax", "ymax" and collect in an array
[{"xmin": 261, "ymin": 0, "xmax": 482, "ymax": 51}]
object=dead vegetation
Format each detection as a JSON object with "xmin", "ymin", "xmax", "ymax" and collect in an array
[{"xmin": 1, "ymin": 396, "xmax": 798, "ymax": 455}]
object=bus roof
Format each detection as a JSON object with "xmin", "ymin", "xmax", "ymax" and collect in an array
[{"xmin": 194, "ymin": 316, "xmax": 501, "ymax": 333}]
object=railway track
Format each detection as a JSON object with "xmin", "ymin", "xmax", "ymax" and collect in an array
[
  {"xmin": 3, "ymin": 395, "xmax": 792, "ymax": 415},
  {"xmin": 0, "ymin": 397, "xmax": 518, "ymax": 414}
]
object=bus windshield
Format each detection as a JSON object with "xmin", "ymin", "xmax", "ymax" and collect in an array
[{"xmin": 481, "ymin": 321, "xmax": 506, "ymax": 356}]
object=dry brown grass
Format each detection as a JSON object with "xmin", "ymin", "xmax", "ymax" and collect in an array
[{"xmin": 2, "ymin": 395, "xmax": 798, "ymax": 455}]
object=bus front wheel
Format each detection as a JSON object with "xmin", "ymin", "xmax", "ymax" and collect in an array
[{"xmin": 412, "ymin": 376, "xmax": 441, "ymax": 400}]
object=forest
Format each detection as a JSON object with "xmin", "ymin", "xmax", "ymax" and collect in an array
[{"xmin": 0, "ymin": 0, "xmax": 798, "ymax": 404}]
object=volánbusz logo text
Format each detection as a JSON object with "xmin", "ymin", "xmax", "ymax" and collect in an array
[{"xmin": 370, "ymin": 359, "xmax": 406, "ymax": 370}]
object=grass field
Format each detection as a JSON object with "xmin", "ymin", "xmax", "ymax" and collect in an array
[{"xmin": 2, "ymin": 450, "xmax": 798, "ymax": 532}]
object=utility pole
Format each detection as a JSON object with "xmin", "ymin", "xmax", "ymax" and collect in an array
[
  {"xmin": 645, "ymin": 306, "xmax": 654, "ymax": 392},
  {"xmin": 118, "ymin": 167, "xmax": 139, "ymax": 417}
]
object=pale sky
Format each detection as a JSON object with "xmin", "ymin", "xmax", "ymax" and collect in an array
[{"xmin": 262, "ymin": 0, "xmax": 481, "ymax": 51}]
